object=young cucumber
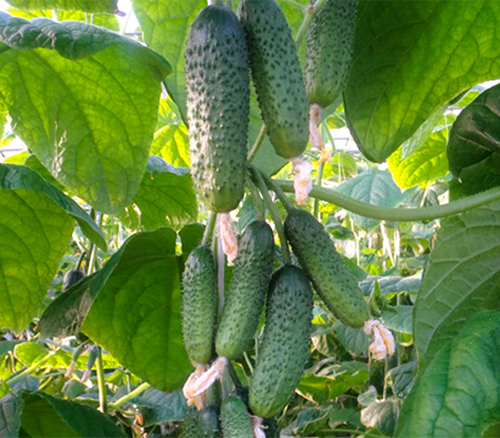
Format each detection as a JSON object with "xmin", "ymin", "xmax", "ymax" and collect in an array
[
  {"xmin": 238, "ymin": 0, "xmax": 309, "ymax": 159},
  {"xmin": 305, "ymin": 0, "xmax": 358, "ymax": 108},
  {"xmin": 221, "ymin": 396, "xmax": 254, "ymax": 438},
  {"xmin": 215, "ymin": 220, "xmax": 274, "ymax": 359},
  {"xmin": 284, "ymin": 209, "xmax": 369, "ymax": 328},
  {"xmin": 185, "ymin": 6, "xmax": 249, "ymax": 212},
  {"xmin": 181, "ymin": 247, "xmax": 218, "ymax": 365},
  {"xmin": 183, "ymin": 406, "xmax": 220, "ymax": 438},
  {"xmin": 249, "ymin": 266, "xmax": 313, "ymax": 418}
]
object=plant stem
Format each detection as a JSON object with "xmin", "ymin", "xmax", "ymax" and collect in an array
[
  {"xmin": 6, "ymin": 352, "xmax": 53, "ymax": 385},
  {"xmin": 295, "ymin": 0, "xmax": 329, "ymax": 48},
  {"xmin": 256, "ymin": 168, "xmax": 294, "ymax": 211},
  {"xmin": 247, "ymin": 124, "xmax": 267, "ymax": 163},
  {"xmin": 313, "ymin": 159, "xmax": 325, "ymax": 218},
  {"xmin": 202, "ymin": 212, "xmax": 218, "ymax": 247},
  {"xmin": 108, "ymin": 382, "xmax": 151, "ymax": 410},
  {"xmin": 275, "ymin": 180, "xmax": 500, "ymax": 222},
  {"xmin": 246, "ymin": 175, "xmax": 265, "ymax": 220},
  {"xmin": 251, "ymin": 168, "xmax": 291, "ymax": 265},
  {"xmin": 96, "ymin": 347, "xmax": 107, "ymax": 414}
]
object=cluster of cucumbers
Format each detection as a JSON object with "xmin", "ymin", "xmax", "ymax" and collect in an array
[{"xmin": 182, "ymin": 0, "xmax": 361, "ymax": 436}]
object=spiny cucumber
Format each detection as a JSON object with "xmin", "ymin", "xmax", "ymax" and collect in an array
[
  {"xmin": 220, "ymin": 396, "xmax": 254, "ymax": 438},
  {"xmin": 249, "ymin": 266, "xmax": 313, "ymax": 418},
  {"xmin": 238, "ymin": 0, "xmax": 309, "ymax": 159},
  {"xmin": 305, "ymin": 0, "xmax": 358, "ymax": 108},
  {"xmin": 185, "ymin": 5, "xmax": 250, "ymax": 212},
  {"xmin": 183, "ymin": 406, "xmax": 220, "ymax": 438},
  {"xmin": 181, "ymin": 246, "xmax": 218, "ymax": 365},
  {"xmin": 284, "ymin": 208, "xmax": 369, "ymax": 327},
  {"xmin": 215, "ymin": 220, "xmax": 274, "ymax": 359}
]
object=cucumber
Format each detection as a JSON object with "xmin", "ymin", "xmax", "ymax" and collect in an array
[
  {"xmin": 185, "ymin": 5, "xmax": 250, "ymax": 212},
  {"xmin": 220, "ymin": 396, "xmax": 254, "ymax": 438},
  {"xmin": 181, "ymin": 246, "xmax": 218, "ymax": 365},
  {"xmin": 183, "ymin": 406, "xmax": 220, "ymax": 438},
  {"xmin": 284, "ymin": 208, "xmax": 369, "ymax": 327},
  {"xmin": 238, "ymin": 0, "xmax": 309, "ymax": 159},
  {"xmin": 215, "ymin": 220, "xmax": 274, "ymax": 359},
  {"xmin": 305, "ymin": 0, "xmax": 358, "ymax": 108},
  {"xmin": 249, "ymin": 266, "xmax": 313, "ymax": 418},
  {"xmin": 62, "ymin": 269, "xmax": 86, "ymax": 292}
]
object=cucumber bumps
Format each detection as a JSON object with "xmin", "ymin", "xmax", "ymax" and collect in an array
[
  {"xmin": 185, "ymin": 6, "xmax": 249, "ymax": 212},
  {"xmin": 250, "ymin": 266, "xmax": 313, "ymax": 418},
  {"xmin": 305, "ymin": 0, "xmax": 358, "ymax": 108},
  {"xmin": 182, "ymin": 247, "xmax": 218, "ymax": 365},
  {"xmin": 216, "ymin": 220, "xmax": 274, "ymax": 359},
  {"xmin": 284, "ymin": 209, "xmax": 369, "ymax": 328},
  {"xmin": 220, "ymin": 396, "xmax": 254, "ymax": 438},
  {"xmin": 239, "ymin": 0, "xmax": 309, "ymax": 159}
]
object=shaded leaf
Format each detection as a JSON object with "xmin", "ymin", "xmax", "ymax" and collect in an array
[
  {"xmin": 82, "ymin": 228, "xmax": 192, "ymax": 391},
  {"xmin": 447, "ymin": 83, "xmax": 500, "ymax": 195},
  {"xmin": 332, "ymin": 321, "xmax": 370, "ymax": 356},
  {"xmin": 0, "ymin": 394, "xmax": 23, "ymax": 438},
  {"xmin": 337, "ymin": 169, "xmax": 403, "ymax": 230},
  {"xmin": 360, "ymin": 275, "xmax": 421, "ymax": 297},
  {"xmin": 0, "ymin": 13, "xmax": 170, "ymax": 213},
  {"xmin": 179, "ymin": 223, "xmax": 204, "ymax": 255},
  {"xmin": 345, "ymin": 1, "xmax": 500, "ymax": 161},
  {"xmin": 20, "ymin": 391, "xmax": 125, "ymax": 437},
  {"xmin": 0, "ymin": 163, "xmax": 105, "ymax": 249},
  {"xmin": 387, "ymin": 361, "xmax": 416, "ymax": 400},
  {"xmin": 414, "ymin": 201, "xmax": 500, "ymax": 365},
  {"xmin": 361, "ymin": 398, "xmax": 400, "ymax": 436},
  {"xmin": 282, "ymin": 407, "xmax": 331, "ymax": 437},
  {"xmin": 0, "ymin": 188, "xmax": 73, "ymax": 332},
  {"xmin": 380, "ymin": 306, "xmax": 413, "ymax": 335},
  {"xmin": 6, "ymin": 0, "xmax": 117, "ymax": 13},
  {"xmin": 396, "ymin": 311, "xmax": 500, "ymax": 437}
]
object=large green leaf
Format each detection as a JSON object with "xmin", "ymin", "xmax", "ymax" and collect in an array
[
  {"xmin": 20, "ymin": 392, "xmax": 125, "ymax": 437},
  {"xmin": 0, "ymin": 163, "xmax": 105, "ymax": 249},
  {"xmin": 337, "ymin": 169, "xmax": 403, "ymax": 230},
  {"xmin": 345, "ymin": 0, "xmax": 500, "ymax": 162},
  {"xmin": 447, "ymin": 83, "xmax": 500, "ymax": 195},
  {"xmin": 6, "ymin": 0, "xmax": 117, "ymax": 13},
  {"xmin": 82, "ymin": 228, "xmax": 192, "ymax": 391},
  {"xmin": 396, "ymin": 311, "xmax": 500, "ymax": 437},
  {"xmin": 0, "ymin": 14, "xmax": 170, "ymax": 213},
  {"xmin": 0, "ymin": 394, "xmax": 23, "ymax": 438},
  {"xmin": 414, "ymin": 200, "xmax": 500, "ymax": 366},
  {"xmin": 0, "ymin": 189, "xmax": 74, "ymax": 332},
  {"xmin": 150, "ymin": 124, "xmax": 190, "ymax": 168},
  {"xmin": 130, "ymin": 156, "xmax": 197, "ymax": 230}
]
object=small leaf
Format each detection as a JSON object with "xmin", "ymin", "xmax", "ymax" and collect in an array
[
  {"xmin": 0, "ymin": 394, "xmax": 23, "ymax": 438},
  {"xmin": 6, "ymin": 0, "xmax": 118, "ymax": 13},
  {"xmin": 179, "ymin": 223, "xmax": 204, "ymax": 256},
  {"xmin": 82, "ymin": 228, "xmax": 192, "ymax": 391},
  {"xmin": 380, "ymin": 306, "xmax": 413, "ymax": 335},
  {"xmin": 414, "ymin": 201, "xmax": 500, "ymax": 365},
  {"xmin": 447, "ymin": 83, "xmax": 500, "ymax": 195},
  {"xmin": 0, "ymin": 14, "xmax": 170, "ymax": 213},
  {"xmin": 332, "ymin": 322, "xmax": 370, "ymax": 356},
  {"xmin": 0, "ymin": 188, "xmax": 74, "ymax": 332},
  {"xmin": 282, "ymin": 407, "xmax": 331, "ymax": 437},
  {"xmin": 360, "ymin": 275, "xmax": 421, "ymax": 297},
  {"xmin": 20, "ymin": 391, "xmax": 125, "ymax": 437},
  {"xmin": 0, "ymin": 163, "xmax": 106, "ymax": 250},
  {"xmin": 150, "ymin": 123, "xmax": 190, "ymax": 169},
  {"xmin": 361, "ymin": 398, "xmax": 400, "ymax": 436},
  {"xmin": 345, "ymin": 1, "xmax": 500, "ymax": 161},
  {"xmin": 337, "ymin": 169, "xmax": 403, "ymax": 231},
  {"xmin": 396, "ymin": 311, "xmax": 500, "ymax": 437},
  {"xmin": 387, "ymin": 361, "xmax": 417, "ymax": 400}
]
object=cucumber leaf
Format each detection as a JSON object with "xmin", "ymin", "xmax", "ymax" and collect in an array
[
  {"xmin": 345, "ymin": 0, "xmax": 500, "ymax": 162},
  {"xmin": 6, "ymin": 0, "xmax": 118, "ymax": 13},
  {"xmin": 414, "ymin": 200, "xmax": 500, "ymax": 366},
  {"xmin": 0, "ymin": 13, "xmax": 170, "ymax": 213},
  {"xmin": 396, "ymin": 311, "xmax": 500, "ymax": 437},
  {"xmin": 0, "ymin": 394, "xmax": 23, "ymax": 438}
]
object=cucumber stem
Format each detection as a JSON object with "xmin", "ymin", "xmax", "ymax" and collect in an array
[
  {"xmin": 251, "ymin": 168, "xmax": 291, "ymax": 265},
  {"xmin": 108, "ymin": 382, "xmax": 151, "ymax": 410},
  {"xmin": 255, "ymin": 167, "xmax": 294, "ymax": 211},
  {"xmin": 96, "ymin": 347, "xmax": 108, "ymax": 414},
  {"xmin": 274, "ymin": 180, "xmax": 500, "ymax": 222},
  {"xmin": 247, "ymin": 124, "xmax": 267, "ymax": 162},
  {"xmin": 294, "ymin": 0, "xmax": 329, "ymax": 48},
  {"xmin": 5, "ymin": 352, "xmax": 53, "ymax": 386},
  {"xmin": 202, "ymin": 212, "xmax": 218, "ymax": 247},
  {"xmin": 246, "ymin": 175, "xmax": 266, "ymax": 220}
]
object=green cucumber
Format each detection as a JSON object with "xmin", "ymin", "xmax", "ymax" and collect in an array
[
  {"xmin": 215, "ymin": 220, "xmax": 274, "ymax": 359},
  {"xmin": 220, "ymin": 396, "xmax": 254, "ymax": 438},
  {"xmin": 181, "ymin": 247, "xmax": 218, "ymax": 365},
  {"xmin": 238, "ymin": 0, "xmax": 309, "ymax": 159},
  {"xmin": 62, "ymin": 269, "xmax": 86, "ymax": 292},
  {"xmin": 249, "ymin": 266, "xmax": 313, "ymax": 418},
  {"xmin": 185, "ymin": 5, "xmax": 250, "ymax": 212},
  {"xmin": 284, "ymin": 208, "xmax": 369, "ymax": 327},
  {"xmin": 183, "ymin": 406, "xmax": 220, "ymax": 438},
  {"xmin": 305, "ymin": 0, "xmax": 358, "ymax": 107}
]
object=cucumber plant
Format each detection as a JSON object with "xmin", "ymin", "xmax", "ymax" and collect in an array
[{"xmin": 1, "ymin": 0, "xmax": 500, "ymax": 437}]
